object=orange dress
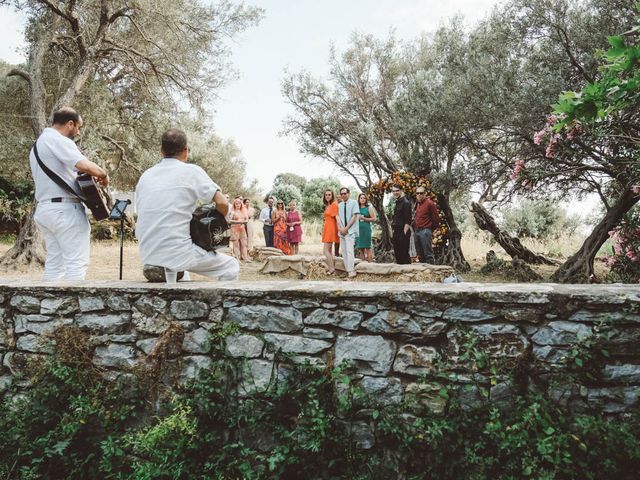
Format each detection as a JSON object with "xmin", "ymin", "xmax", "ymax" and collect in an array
[{"xmin": 322, "ymin": 202, "xmax": 339, "ymax": 243}]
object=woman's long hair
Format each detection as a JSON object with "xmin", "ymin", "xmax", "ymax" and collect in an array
[
  {"xmin": 323, "ymin": 190, "xmax": 336, "ymax": 206},
  {"xmin": 358, "ymin": 193, "xmax": 369, "ymax": 207}
]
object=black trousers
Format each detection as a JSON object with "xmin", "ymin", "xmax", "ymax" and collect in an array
[
  {"xmin": 263, "ymin": 225, "xmax": 274, "ymax": 248},
  {"xmin": 392, "ymin": 227, "xmax": 411, "ymax": 264}
]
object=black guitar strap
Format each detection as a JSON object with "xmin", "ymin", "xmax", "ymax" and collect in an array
[{"xmin": 33, "ymin": 141, "xmax": 87, "ymax": 203}]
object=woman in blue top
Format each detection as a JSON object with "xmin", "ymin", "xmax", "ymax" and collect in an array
[{"xmin": 356, "ymin": 193, "xmax": 377, "ymax": 262}]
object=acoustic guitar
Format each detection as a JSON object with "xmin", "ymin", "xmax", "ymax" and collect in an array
[{"xmin": 77, "ymin": 173, "xmax": 111, "ymax": 220}]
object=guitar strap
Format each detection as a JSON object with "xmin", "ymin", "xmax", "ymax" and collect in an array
[{"xmin": 32, "ymin": 141, "xmax": 87, "ymax": 203}]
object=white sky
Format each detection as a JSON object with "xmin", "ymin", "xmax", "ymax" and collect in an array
[{"xmin": 0, "ymin": 1, "xmax": 501, "ymax": 193}]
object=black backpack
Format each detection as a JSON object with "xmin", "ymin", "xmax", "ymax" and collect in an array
[{"xmin": 190, "ymin": 205, "xmax": 230, "ymax": 252}]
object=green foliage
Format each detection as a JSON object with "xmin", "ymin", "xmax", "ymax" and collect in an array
[
  {"xmin": 273, "ymin": 173, "xmax": 307, "ymax": 193},
  {"xmin": 501, "ymin": 199, "xmax": 581, "ymax": 240},
  {"xmin": 300, "ymin": 176, "xmax": 341, "ymax": 220},
  {"xmin": 0, "ymin": 177, "xmax": 33, "ymax": 231},
  {"xmin": 265, "ymin": 184, "xmax": 302, "ymax": 208},
  {"xmin": 1, "ymin": 326, "xmax": 640, "ymax": 479}
]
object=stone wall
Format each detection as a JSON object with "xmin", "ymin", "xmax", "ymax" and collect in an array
[{"xmin": 1, "ymin": 281, "xmax": 639, "ymax": 414}]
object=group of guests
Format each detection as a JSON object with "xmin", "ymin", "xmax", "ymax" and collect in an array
[{"xmin": 227, "ymin": 196, "xmax": 304, "ymax": 261}]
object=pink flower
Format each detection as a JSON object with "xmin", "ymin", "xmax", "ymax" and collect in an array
[
  {"xmin": 533, "ymin": 129, "xmax": 546, "ymax": 145},
  {"xmin": 632, "ymin": 185, "xmax": 640, "ymax": 195}
]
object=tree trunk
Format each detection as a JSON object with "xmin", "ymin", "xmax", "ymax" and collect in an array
[
  {"xmin": 371, "ymin": 193, "xmax": 392, "ymax": 251},
  {"xmin": 0, "ymin": 19, "xmax": 58, "ymax": 269},
  {"xmin": 437, "ymin": 192, "xmax": 470, "ymax": 272},
  {"xmin": 0, "ymin": 200, "xmax": 46, "ymax": 269},
  {"xmin": 470, "ymin": 202, "xmax": 559, "ymax": 265},
  {"xmin": 551, "ymin": 187, "xmax": 640, "ymax": 283}
]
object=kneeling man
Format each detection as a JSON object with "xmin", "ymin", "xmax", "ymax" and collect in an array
[{"xmin": 135, "ymin": 128, "xmax": 240, "ymax": 281}]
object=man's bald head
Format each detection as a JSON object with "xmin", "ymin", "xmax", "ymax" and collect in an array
[{"xmin": 52, "ymin": 107, "xmax": 81, "ymax": 126}]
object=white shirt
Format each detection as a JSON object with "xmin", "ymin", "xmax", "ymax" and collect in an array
[
  {"xmin": 259, "ymin": 205, "xmax": 274, "ymax": 225},
  {"xmin": 29, "ymin": 127, "xmax": 85, "ymax": 201},
  {"xmin": 135, "ymin": 158, "xmax": 219, "ymax": 269}
]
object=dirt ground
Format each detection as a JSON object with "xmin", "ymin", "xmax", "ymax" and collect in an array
[{"xmin": 0, "ymin": 237, "xmax": 607, "ymax": 284}]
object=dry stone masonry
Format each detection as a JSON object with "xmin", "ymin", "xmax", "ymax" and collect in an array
[{"xmin": 1, "ymin": 281, "xmax": 639, "ymax": 415}]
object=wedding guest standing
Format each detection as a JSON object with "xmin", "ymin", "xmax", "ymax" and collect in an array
[
  {"xmin": 272, "ymin": 200, "xmax": 291, "ymax": 255},
  {"xmin": 258, "ymin": 196, "xmax": 275, "ymax": 247},
  {"xmin": 321, "ymin": 190, "xmax": 339, "ymax": 275},
  {"xmin": 413, "ymin": 188, "xmax": 439, "ymax": 264},
  {"xmin": 243, "ymin": 198, "xmax": 256, "ymax": 251},
  {"xmin": 391, "ymin": 184, "xmax": 412, "ymax": 264},
  {"xmin": 228, "ymin": 197, "xmax": 252, "ymax": 262},
  {"xmin": 336, "ymin": 187, "xmax": 360, "ymax": 278},
  {"xmin": 286, "ymin": 200, "xmax": 303, "ymax": 255},
  {"xmin": 356, "ymin": 193, "xmax": 376, "ymax": 262}
]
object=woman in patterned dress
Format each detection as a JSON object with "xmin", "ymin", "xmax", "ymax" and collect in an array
[
  {"xmin": 286, "ymin": 200, "xmax": 303, "ymax": 255},
  {"xmin": 272, "ymin": 200, "xmax": 292, "ymax": 255}
]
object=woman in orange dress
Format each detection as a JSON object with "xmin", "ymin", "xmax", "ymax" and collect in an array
[
  {"xmin": 321, "ymin": 190, "xmax": 339, "ymax": 274},
  {"xmin": 272, "ymin": 200, "xmax": 292, "ymax": 255},
  {"xmin": 227, "ymin": 197, "xmax": 252, "ymax": 262}
]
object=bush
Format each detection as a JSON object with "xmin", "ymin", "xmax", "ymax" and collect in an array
[
  {"xmin": 1, "ymin": 326, "xmax": 639, "ymax": 479},
  {"xmin": 501, "ymin": 199, "xmax": 581, "ymax": 240}
]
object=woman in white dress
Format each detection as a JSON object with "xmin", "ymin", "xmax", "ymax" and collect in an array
[{"xmin": 243, "ymin": 198, "xmax": 256, "ymax": 251}]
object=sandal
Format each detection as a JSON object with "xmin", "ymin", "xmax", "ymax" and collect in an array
[{"xmin": 326, "ymin": 269, "xmax": 336, "ymax": 276}]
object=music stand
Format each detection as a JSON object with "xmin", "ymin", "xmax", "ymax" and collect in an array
[{"xmin": 109, "ymin": 199, "xmax": 131, "ymax": 280}]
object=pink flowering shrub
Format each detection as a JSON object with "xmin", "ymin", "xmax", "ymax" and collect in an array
[
  {"xmin": 533, "ymin": 115, "xmax": 583, "ymax": 159},
  {"xmin": 603, "ymin": 207, "xmax": 640, "ymax": 283}
]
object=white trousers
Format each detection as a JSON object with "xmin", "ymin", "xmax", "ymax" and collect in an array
[
  {"xmin": 34, "ymin": 202, "xmax": 90, "ymax": 281},
  {"xmin": 181, "ymin": 246, "xmax": 240, "ymax": 281},
  {"xmin": 339, "ymin": 234, "xmax": 356, "ymax": 273}
]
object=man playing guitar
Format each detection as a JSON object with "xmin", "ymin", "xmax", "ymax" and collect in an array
[{"xmin": 29, "ymin": 107, "xmax": 109, "ymax": 281}]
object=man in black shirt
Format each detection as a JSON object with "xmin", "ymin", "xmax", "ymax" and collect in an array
[{"xmin": 391, "ymin": 184, "xmax": 412, "ymax": 264}]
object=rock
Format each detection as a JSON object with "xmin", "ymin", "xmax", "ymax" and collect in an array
[
  {"xmin": 569, "ymin": 309, "xmax": 640, "ymax": 324},
  {"xmin": 227, "ymin": 305, "xmax": 303, "ymax": 333},
  {"xmin": 76, "ymin": 313, "xmax": 131, "ymax": 333},
  {"xmin": 533, "ymin": 345, "xmax": 567, "ymax": 365},
  {"xmin": 345, "ymin": 420, "xmax": 375, "ymax": 449},
  {"xmin": 587, "ymin": 387, "xmax": 639, "ymax": 413},
  {"xmin": 106, "ymin": 296, "xmax": 131, "ymax": 311},
  {"xmin": 393, "ymin": 345, "xmax": 438, "ymax": 375},
  {"xmin": 302, "ymin": 327, "xmax": 334, "ymax": 340},
  {"xmin": 404, "ymin": 306, "xmax": 443, "ymax": 319},
  {"xmin": 3, "ymin": 351, "xmax": 43, "ymax": 376},
  {"xmin": 358, "ymin": 376, "xmax": 403, "ymax": 405},
  {"xmin": 16, "ymin": 334, "xmax": 52, "ymax": 353},
  {"xmin": 208, "ymin": 307, "xmax": 224, "ymax": 324},
  {"xmin": 142, "ymin": 264, "xmax": 185, "ymax": 282},
  {"xmin": 404, "ymin": 383, "xmax": 447, "ymax": 414},
  {"xmin": 335, "ymin": 336, "xmax": 396, "ymax": 375},
  {"xmin": 457, "ymin": 384, "xmax": 488, "ymax": 411},
  {"xmin": 239, "ymin": 359, "xmax": 274, "ymax": 395},
  {"xmin": 490, "ymin": 382, "xmax": 514, "ymax": 402},
  {"xmin": 346, "ymin": 303, "xmax": 378, "ymax": 314},
  {"xmin": 94, "ymin": 344, "xmax": 138, "ymax": 368},
  {"xmin": 10, "ymin": 295, "xmax": 41, "ymax": 313},
  {"xmin": 15, "ymin": 317, "xmax": 72, "ymax": 335},
  {"xmin": 132, "ymin": 297, "xmax": 171, "ymax": 334},
  {"xmin": 179, "ymin": 355, "xmax": 212, "ymax": 382},
  {"xmin": 134, "ymin": 296, "xmax": 167, "ymax": 314},
  {"xmin": 602, "ymin": 364, "xmax": 640, "ymax": 383},
  {"xmin": 304, "ymin": 309, "xmax": 363, "ymax": 331},
  {"xmin": 136, "ymin": 338, "xmax": 159, "ymax": 355},
  {"xmin": 470, "ymin": 324, "xmax": 530, "ymax": 358},
  {"xmin": 0, "ymin": 375, "xmax": 12, "ymax": 392},
  {"xmin": 442, "ymin": 307, "xmax": 496, "ymax": 322},
  {"xmin": 225, "ymin": 334, "xmax": 265, "ymax": 358},
  {"xmin": 79, "ymin": 296, "xmax": 105, "ymax": 312},
  {"xmin": 531, "ymin": 321, "xmax": 592, "ymax": 346},
  {"xmin": 362, "ymin": 310, "xmax": 446, "ymax": 337},
  {"xmin": 263, "ymin": 333, "xmax": 332, "ymax": 355},
  {"xmin": 14, "ymin": 315, "xmax": 50, "ymax": 333},
  {"xmin": 292, "ymin": 300, "xmax": 321, "ymax": 309},
  {"xmin": 40, "ymin": 297, "xmax": 79, "ymax": 315},
  {"xmin": 171, "ymin": 300, "xmax": 209, "ymax": 320},
  {"xmin": 182, "ymin": 328, "xmax": 210, "ymax": 354}
]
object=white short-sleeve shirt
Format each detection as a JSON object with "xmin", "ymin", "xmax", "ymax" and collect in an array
[
  {"xmin": 135, "ymin": 158, "xmax": 219, "ymax": 269},
  {"xmin": 29, "ymin": 127, "xmax": 86, "ymax": 201}
]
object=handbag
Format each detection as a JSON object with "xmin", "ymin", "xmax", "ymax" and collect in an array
[{"xmin": 190, "ymin": 204, "xmax": 230, "ymax": 252}]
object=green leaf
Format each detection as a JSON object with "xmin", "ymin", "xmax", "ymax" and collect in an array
[
  {"xmin": 608, "ymin": 36, "xmax": 625, "ymax": 49},
  {"xmin": 544, "ymin": 426, "xmax": 555, "ymax": 435}
]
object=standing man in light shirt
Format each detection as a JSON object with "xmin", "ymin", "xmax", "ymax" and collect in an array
[
  {"xmin": 135, "ymin": 128, "xmax": 240, "ymax": 281},
  {"xmin": 336, "ymin": 187, "xmax": 360, "ymax": 278},
  {"xmin": 29, "ymin": 107, "xmax": 109, "ymax": 281},
  {"xmin": 258, "ymin": 196, "xmax": 275, "ymax": 247}
]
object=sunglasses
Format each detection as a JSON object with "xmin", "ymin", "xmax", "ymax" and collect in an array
[
  {"xmin": 416, "ymin": 191, "xmax": 426, "ymax": 195},
  {"xmin": 340, "ymin": 191, "xmax": 348, "ymax": 195}
]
